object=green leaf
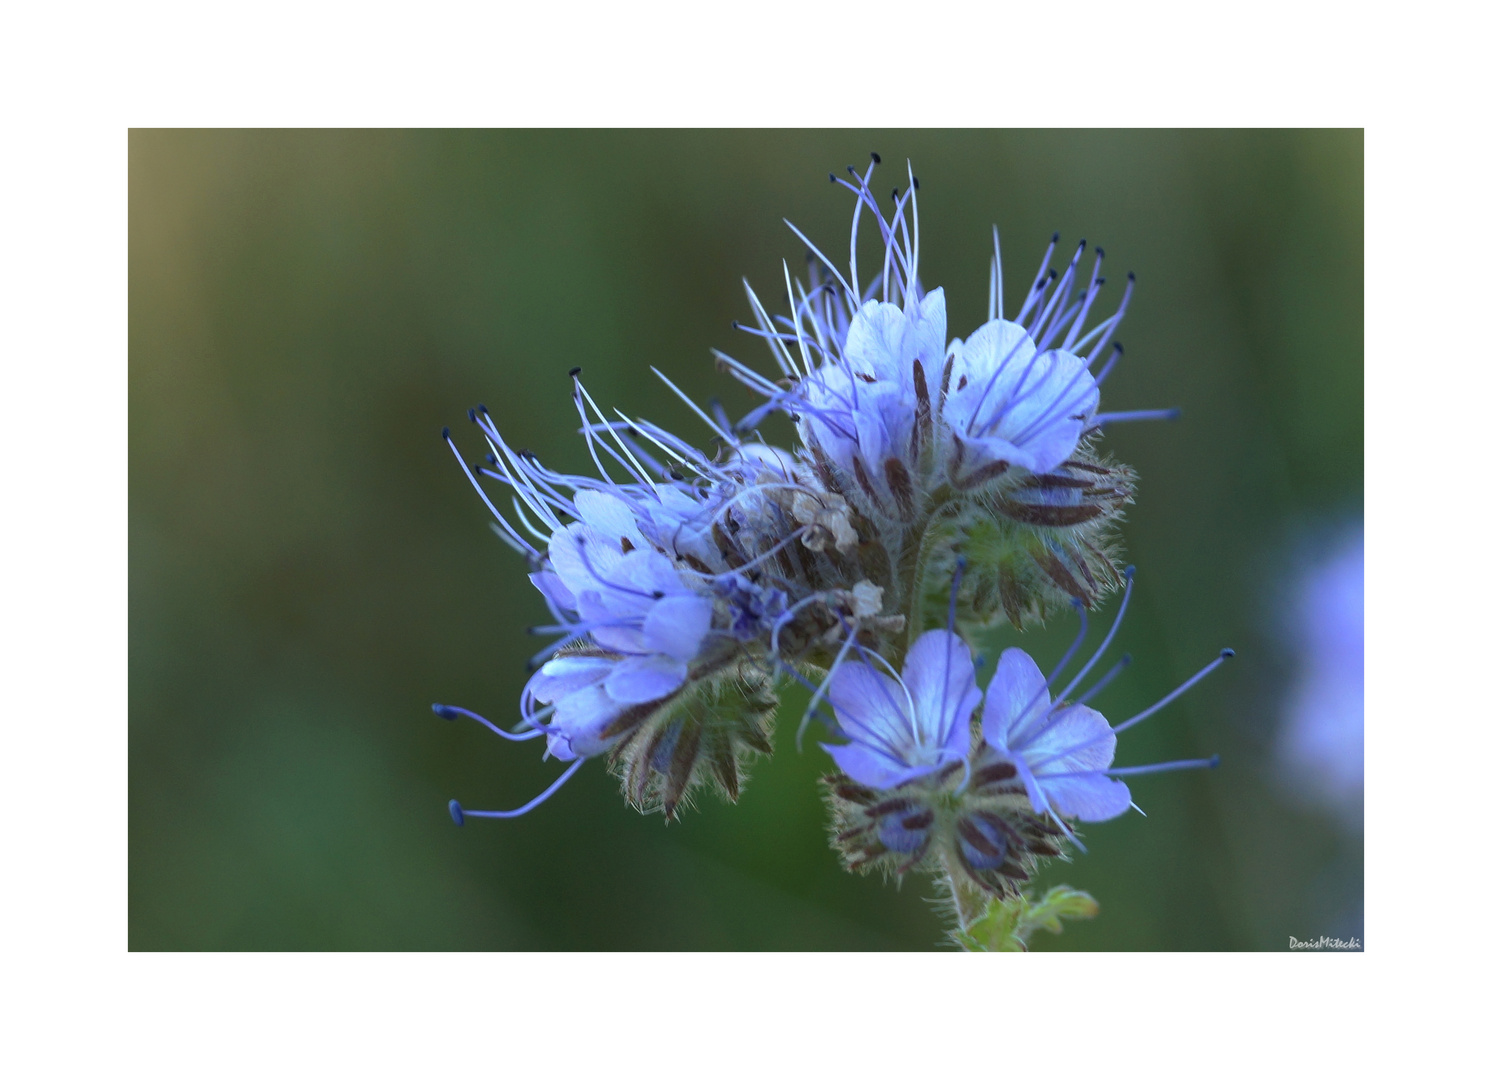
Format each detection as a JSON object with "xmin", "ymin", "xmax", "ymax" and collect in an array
[{"xmin": 954, "ymin": 885, "xmax": 1099, "ymax": 952}]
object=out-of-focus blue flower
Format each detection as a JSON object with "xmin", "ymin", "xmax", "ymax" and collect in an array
[
  {"xmin": 1276, "ymin": 524, "xmax": 1363, "ymax": 824},
  {"xmin": 820, "ymin": 628, "xmax": 982, "ymax": 788}
]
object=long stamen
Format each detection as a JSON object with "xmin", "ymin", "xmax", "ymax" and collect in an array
[
  {"xmin": 449, "ymin": 757, "xmax": 586, "ymax": 823},
  {"xmin": 1089, "ymin": 409, "xmax": 1181, "ymax": 428},
  {"xmin": 1092, "ymin": 342, "xmax": 1123, "ymax": 386},
  {"xmin": 1005, "ymin": 601, "xmax": 1089, "ymax": 745},
  {"xmin": 1054, "ymin": 566, "xmax": 1136, "ymax": 703},
  {"xmin": 443, "ymin": 428, "xmax": 538, "ymax": 557},
  {"xmin": 782, "ymin": 219, "xmax": 854, "ymax": 303},
  {"xmin": 906, "ymin": 161, "xmax": 920, "ymax": 295},
  {"xmin": 1086, "ymin": 272, "xmax": 1133, "ymax": 360},
  {"xmin": 989, "ymin": 225, "xmax": 1005, "ymax": 322},
  {"xmin": 850, "ymin": 638, "xmax": 919, "ymax": 747},
  {"xmin": 1106, "ymin": 756, "xmax": 1220, "ymax": 777},
  {"xmin": 1061, "ymin": 250, "xmax": 1106, "ymax": 350},
  {"xmin": 1112, "ymin": 649, "xmax": 1234, "ymax": 735},
  {"xmin": 1073, "ymin": 654, "xmax": 1132, "ymax": 706},
  {"xmin": 570, "ymin": 372, "xmax": 616, "ymax": 485},
  {"xmin": 1028, "ymin": 240, "xmax": 1086, "ymax": 345},
  {"xmin": 797, "ymin": 623, "xmax": 859, "ymax": 752},
  {"xmin": 1015, "ymin": 233, "xmax": 1060, "ymax": 324},
  {"xmin": 433, "ymin": 703, "xmax": 548, "ymax": 739}
]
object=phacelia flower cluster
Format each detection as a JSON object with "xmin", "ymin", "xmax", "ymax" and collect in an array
[{"xmin": 435, "ymin": 156, "xmax": 1231, "ymax": 945}]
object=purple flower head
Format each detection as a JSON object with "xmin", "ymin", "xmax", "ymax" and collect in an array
[
  {"xmin": 533, "ymin": 493, "xmax": 713, "ymax": 756},
  {"xmin": 437, "ymin": 370, "xmax": 819, "ymax": 822},
  {"xmin": 979, "ymin": 569, "xmax": 1230, "ymax": 840},
  {"xmin": 941, "ymin": 318, "xmax": 1099, "ymax": 478},
  {"xmin": 820, "ymin": 628, "xmax": 983, "ymax": 789},
  {"xmin": 719, "ymin": 157, "xmax": 1176, "ymax": 517}
]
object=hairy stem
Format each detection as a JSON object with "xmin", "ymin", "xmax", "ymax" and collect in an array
[{"xmin": 941, "ymin": 857, "xmax": 983, "ymax": 932}]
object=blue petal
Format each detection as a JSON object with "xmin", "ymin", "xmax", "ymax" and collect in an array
[
  {"xmin": 604, "ymin": 654, "xmax": 688, "ymax": 704},
  {"xmin": 1021, "ymin": 704, "xmax": 1116, "ymax": 773},
  {"xmin": 642, "ymin": 594, "xmax": 714, "ymax": 661},
  {"xmin": 825, "ymin": 661, "xmax": 909, "ymax": 747},
  {"xmin": 983, "ymin": 648, "xmax": 1050, "ymax": 750},
  {"xmin": 901, "ymin": 629, "xmax": 979, "ymax": 758},
  {"xmin": 547, "ymin": 684, "xmax": 627, "ymax": 759},
  {"xmin": 822, "ymin": 740, "xmax": 935, "ymax": 790},
  {"xmin": 528, "ymin": 654, "xmax": 612, "ymax": 703},
  {"xmin": 1041, "ymin": 773, "xmax": 1132, "ymax": 822}
]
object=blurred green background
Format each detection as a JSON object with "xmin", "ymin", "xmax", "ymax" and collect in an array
[{"xmin": 129, "ymin": 130, "xmax": 1363, "ymax": 950}]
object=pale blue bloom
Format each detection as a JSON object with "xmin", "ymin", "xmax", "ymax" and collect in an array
[
  {"xmin": 437, "ymin": 373, "xmax": 810, "ymax": 820},
  {"xmin": 821, "ymin": 628, "xmax": 982, "ymax": 789},
  {"xmin": 719, "ymin": 156, "xmax": 1174, "ymax": 512},
  {"xmin": 980, "ymin": 572, "xmax": 1230, "ymax": 831}
]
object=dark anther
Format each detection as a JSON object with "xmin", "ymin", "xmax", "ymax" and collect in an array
[
  {"xmin": 1096, "ymin": 247, "xmax": 1105, "ymax": 258},
  {"xmin": 1127, "ymin": 271, "xmax": 1136, "ymax": 281},
  {"xmin": 478, "ymin": 403, "xmax": 489, "ymax": 414},
  {"xmin": 668, "ymin": 469, "xmax": 685, "ymax": 481},
  {"xmin": 468, "ymin": 408, "xmax": 477, "ymax": 422},
  {"xmin": 1221, "ymin": 647, "xmax": 1236, "ymax": 658},
  {"xmin": 870, "ymin": 152, "xmax": 881, "ymax": 164},
  {"xmin": 441, "ymin": 426, "xmax": 451, "ymax": 440},
  {"xmin": 568, "ymin": 366, "xmax": 582, "ymax": 377},
  {"xmin": 652, "ymin": 590, "xmax": 665, "ymax": 599},
  {"xmin": 1096, "ymin": 277, "xmax": 1106, "ymax": 287},
  {"xmin": 912, "ymin": 176, "xmax": 920, "ymax": 189},
  {"xmin": 486, "ymin": 453, "xmax": 497, "ymax": 464},
  {"xmin": 828, "ymin": 172, "xmax": 837, "ymax": 183},
  {"xmin": 891, "ymin": 187, "xmax": 899, "ymax": 199},
  {"xmin": 1112, "ymin": 342, "xmax": 1123, "ymax": 354},
  {"xmin": 1051, "ymin": 232, "xmax": 1060, "ymax": 243}
]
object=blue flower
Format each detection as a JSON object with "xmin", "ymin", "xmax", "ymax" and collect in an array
[
  {"xmin": 438, "ymin": 370, "xmax": 851, "ymax": 820},
  {"xmin": 529, "ymin": 490, "xmax": 715, "ymax": 760},
  {"xmin": 979, "ymin": 571, "xmax": 1231, "ymax": 834},
  {"xmin": 720, "ymin": 157, "xmax": 1172, "ymax": 515},
  {"xmin": 1275, "ymin": 522, "xmax": 1363, "ymax": 827},
  {"xmin": 820, "ymin": 628, "xmax": 982, "ymax": 788}
]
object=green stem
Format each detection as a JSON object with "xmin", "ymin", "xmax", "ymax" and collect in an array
[
  {"xmin": 901, "ymin": 493, "xmax": 963, "ymax": 652},
  {"xmin": 941, "ymin": 857, "xmax": 983, "ymax": 932}
]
